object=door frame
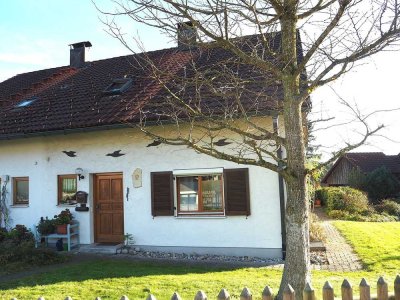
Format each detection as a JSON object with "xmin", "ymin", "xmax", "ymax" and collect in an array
[{"xmin": 93, "ymin": 172, "xmax": 124, "ymax": 243}]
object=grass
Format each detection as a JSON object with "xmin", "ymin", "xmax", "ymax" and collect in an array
[
  {"xmin": 1, "ymin": 221, "xmax": 399, "ymax": 300},
  {"xmin": 333, "ymin": 221, "xmax": 400, "ymax": 272},
  {"xmin": 0, "ymin": 259, "xmax": 283, "ymax": 300}
]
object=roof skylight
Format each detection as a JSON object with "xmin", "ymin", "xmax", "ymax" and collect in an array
[
  {"xmin": 103, "ymin": 78, "xmax": 133, "ymax": 95},
  {"xmin": 15, "ymin": 97, "xmax": 38, "ymax": 108}
]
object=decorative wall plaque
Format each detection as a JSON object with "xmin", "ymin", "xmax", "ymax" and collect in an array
[{"xmin": 132, "ymin": 168, "xmax": 142, "ymax": 188}]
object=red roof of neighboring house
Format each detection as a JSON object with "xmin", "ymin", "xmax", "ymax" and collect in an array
[
  {"xmin": 322, "ymin": 152, "xmax": 400, "ymax": 183},
  {"xmin": 0, "ymin": 32, "xmax": 306, "ymax": 140}
]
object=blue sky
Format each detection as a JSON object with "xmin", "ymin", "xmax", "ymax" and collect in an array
[
  {"xmin": 1, "ymin": 0, "xmax": 399, "ymax": 156},
  {"xmin": 0, "ymin": 0, "xmax": 169, "ymax": 81}
]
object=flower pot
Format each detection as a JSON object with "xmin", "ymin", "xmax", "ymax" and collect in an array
[
  {"xmin": 314, "ymin": 199, "xmax": 321, "ymax": 207},
  {"xmin": 56, "ymin": 224, "xmax": 68, "ymax": 234}
]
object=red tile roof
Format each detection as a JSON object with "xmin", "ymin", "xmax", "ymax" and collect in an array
[{"xmin": 0, "ymin": 32, "xmax": 305, "ymax": 139}]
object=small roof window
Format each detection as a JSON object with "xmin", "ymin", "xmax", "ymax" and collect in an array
[
  {"xmin": 103, "ymin": 78, "xmax": 133, "ymax": 95},
  {"xmin": 15, "ymin": 97, "xmax": 38, "ymax": 108}
]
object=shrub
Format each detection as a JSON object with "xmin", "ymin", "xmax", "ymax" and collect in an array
[
  {"xmin": 327, "ymin": 210, "xmax": 355, "ymax": 220},
  {"xmin": 0, "ymin": 225, "xmax": 64, "ymax": 272},
  {"xmin": 0, "ymin": 226, "xmax": 36, "ymax": 266},
  {"xmin": 309, "ymin": 213, "xmax": 326, "ymax": 242},
  {"xmin": 317, "ymin": 187, "xmax": 369, "ymax": 214},
  {"xmin": 24, "ymin": 247, "xmax": 65, "ymax": 266},
  {"xmin": 327, "ymin": 209, "xmax": 397, "ymax": 222},
  {"xmin": 314, "ymin": 186, "xmax": 399, "ymax": 222},
  {"xmin": 0, "ymin": 227, "xmax": 7, "ymax": 242},
  {"xmin": 375, "ymin": 199, "xmax": 400, "ymax": 218},
  {"xmin": 348, "ymin": 168, "xmax": 367, "ymax": 190},
  {"xmin": 7, "ymin": 224, "xmax": 34, "ymax": 243},
  {"xmin": 364, "ymin": 167, "xmax": 400, "ymax": 204},
  {"xmin": 37, "ymin": 217, "xmax": 56, "ymax": 235}
]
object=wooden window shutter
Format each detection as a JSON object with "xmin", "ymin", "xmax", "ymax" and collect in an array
[
  {"xmin": 151, "ymin": 171, "xmax": 174, "ymax": 216},
  {"xmin": 224, "ymin": 168, "xmax": 250, "ymax": 216}
]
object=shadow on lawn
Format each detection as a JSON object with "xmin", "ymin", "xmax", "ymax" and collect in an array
[{"xmin": 0, "ymin": 254, "xmax": 261, "ymax": 291}]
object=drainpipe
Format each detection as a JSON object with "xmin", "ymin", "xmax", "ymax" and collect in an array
[{"xmin": 273, "ymin": 115, "xmax": 286, "ymax": 259}]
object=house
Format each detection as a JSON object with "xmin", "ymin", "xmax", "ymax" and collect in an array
[
  {"xmin": 321, "ymin": 152, "xmax": 400, "ymax": 186},
  {"xmin": 0, "ymin": 28, "xmax": 302, "ymax": 258}
]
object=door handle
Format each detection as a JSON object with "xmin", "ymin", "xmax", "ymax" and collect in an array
[{"xmin": 96, "ymin": 204, "xmax": 100, "ymax": 209}]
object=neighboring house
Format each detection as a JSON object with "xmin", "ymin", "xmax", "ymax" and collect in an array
[
  {"xmin": 0, "ymin": 29, "xmax": 303, "ymax": 258},
  {"xmin": 321, "ymin": 152, "xmax": 400, "ymax": 186}
]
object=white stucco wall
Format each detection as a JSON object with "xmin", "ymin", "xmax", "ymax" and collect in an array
[{"xmin": 0, "ymin": 126, "xmax": 283, "ymax": 258}]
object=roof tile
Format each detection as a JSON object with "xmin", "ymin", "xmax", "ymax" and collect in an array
[{"xmin": 0, "ymin": 32, "xmax": 304, "ymax": 139}]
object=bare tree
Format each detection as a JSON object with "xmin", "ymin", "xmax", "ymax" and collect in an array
[{"xmin": 96, "ymin": 0, "xmax": 400, "ymax": 298}]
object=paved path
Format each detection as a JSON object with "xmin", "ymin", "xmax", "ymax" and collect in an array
[{"xmin": 312, "ymin": 208, "xmax": 363, "ymax": 271}]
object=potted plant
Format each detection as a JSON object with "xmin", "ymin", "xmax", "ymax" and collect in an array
[
  {"xmin": 54, "ymin": 209, "xmax": 73, "ymax": 234},
  {"xmin": 36, "ymin": 217, "xmax": 56, "ymax": 236}
]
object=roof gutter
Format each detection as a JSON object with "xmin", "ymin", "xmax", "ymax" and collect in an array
[
  {"xmin": 0, "ymin": 123, "xmax": 132, "ymax": 141},
  {"xmin": 273, "ymin": 115, "xmax": 286, "ymax": 259}
]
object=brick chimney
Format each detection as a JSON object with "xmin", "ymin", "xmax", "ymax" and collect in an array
[{"xmin": 69, "ymin": 41, "xmax": 92, "ymax": 68}]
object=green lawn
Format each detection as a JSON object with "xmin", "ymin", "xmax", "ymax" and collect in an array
[
  {"xmin": 1, "ymin": 221, "xmax": 399, "ymax": 300},
  {"xmin": 333, "ymin": 221, "xmax": 400, "ymax": 273}
]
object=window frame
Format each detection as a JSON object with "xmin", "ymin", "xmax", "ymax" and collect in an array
[
  {"xmin": 175, "ymin": 172, "xmax": 225, "ymax": 216},
  {"xmin": 13, "ymin": 177, "xmax": 29, "ymax": 205},
  {"xmin": 151, "ymin": 168, "xmax": 250, "ymax": 218},
  {"xmin": 103, "ymin": 78, "xmax": 133, "ymax": 95},
  {"xmin": 58, "ymin": 174, "xmax": 78, "ymax": 205}
]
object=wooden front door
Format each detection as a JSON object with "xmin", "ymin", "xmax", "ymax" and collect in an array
[{"xmin": 94, "ymin": 173, "xmax": 124, "ymax": 243}]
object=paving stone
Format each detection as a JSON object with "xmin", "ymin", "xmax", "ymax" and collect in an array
[{"xmin": 311, "ymin": 208, "xmax": 363, "ymax": 272}]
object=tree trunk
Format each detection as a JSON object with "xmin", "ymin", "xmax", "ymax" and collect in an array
[
  {"xmin": 278, "ymin": 137, "xmax": 310, "ymax": 300},
  {"xmin": 278, "ymin": 86, "xmax": 310, "ymax": 300},
  {"xmin": 277, "ymin": 6, "xmax": 311, "ymax": 300}
]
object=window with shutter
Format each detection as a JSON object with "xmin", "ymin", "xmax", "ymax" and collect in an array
[
  {"xmin": 151, "ymin": 171, "xmax": 174, "ymax": 216},
  {"xmin": 224, "ymin": 168, "xmax": 250, "ymax": 216},
  {"xmin": 151, "ymin": 168, "xmax": 250, "ymax": 217}
]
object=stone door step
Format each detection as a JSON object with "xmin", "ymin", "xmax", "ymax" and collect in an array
[{"xmin": 78, "ymin": 243, "xmax": 124, "ymax": 254}]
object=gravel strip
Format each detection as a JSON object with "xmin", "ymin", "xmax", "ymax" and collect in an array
[{"xmin": 118, "ymin": 247, "xmax": 328, "ymax": 266}]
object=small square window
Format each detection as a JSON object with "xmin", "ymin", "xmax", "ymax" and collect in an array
[
  {"xmin": 103, "ymin": 78, "xmax": 133, "ymax": 95},
  {"xmin": 13, "ymin": 177, "xmax": 29, "ymax": 205},
  {"xmin": 14, "ymin": 96, "xmax": 38, "ymax": 108},
  {"xmin": 58, "ymin": 175, "xmax": 78, "ymax": 205}
]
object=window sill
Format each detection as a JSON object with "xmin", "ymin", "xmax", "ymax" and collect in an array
[
  {"xmin": 175, "ymin": 215, "xmax": 226, "ymax": 219},
  {"xmin": 10, "ymin": 204, "xmax": 29, "ymax": 208},
  {"xmin": 57, "ymin": 204, "xmax": 78, "ymax": 207}
]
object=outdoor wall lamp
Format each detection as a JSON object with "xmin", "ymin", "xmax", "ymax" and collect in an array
[{"xmin": 75, "ymin": 168, "xmax": 85, "ymax": 181}]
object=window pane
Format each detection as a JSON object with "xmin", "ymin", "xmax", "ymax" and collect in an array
[
  {"xmin": 179, "ymin": 177, "xmax": 198, "ymax": 211},
  {"xmin": 180, "ymin": 194, "xmax": 198, "ymax": 211},
  {"xmin": 201, "ymin": 175, "xmax": 223, "ymax": 211},
  {"xmin": 179, "ymin": 176, "xmax": 198, "ymax": 192},
  {"xmin": 61, "ymin": 177, "xmax": 77, "ymax": 203},
  {"xmin": 16, "ymin": 180, "xmax": 29, "ymax": 203}
]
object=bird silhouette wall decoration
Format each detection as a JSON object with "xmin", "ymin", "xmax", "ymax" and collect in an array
[
  {"xmin": 106, "ymin": 150, "xmax": 125, "ymax": 157},
  {"xmin": 62, "ymin": 151, "xmax": 77, "ymax": 157}
]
